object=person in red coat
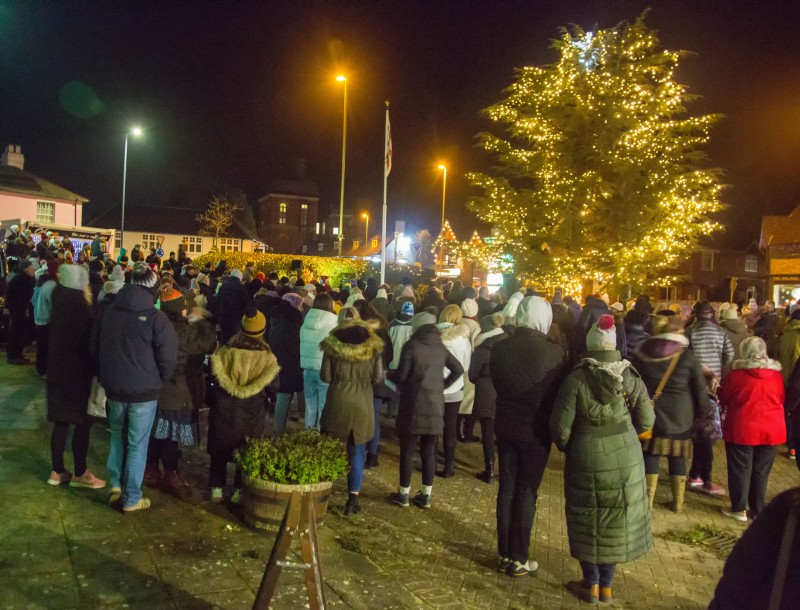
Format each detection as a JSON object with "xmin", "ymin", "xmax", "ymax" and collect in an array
[{"xmin": 718, "ymin": 336, "xmax": 786, "ymax": 522}]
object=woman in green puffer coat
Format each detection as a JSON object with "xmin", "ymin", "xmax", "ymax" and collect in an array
[{"xmin": 550, "ymin": 315, "xmax": 655, "ymax": 605}]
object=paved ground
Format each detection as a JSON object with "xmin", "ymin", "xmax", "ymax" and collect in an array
[{"xmin": 2, "ymin": 349, "xmax": 798, "ymax": 609}]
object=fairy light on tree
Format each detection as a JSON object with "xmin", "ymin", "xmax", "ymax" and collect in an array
[{"xmin": 465, "ymin": 13, "xmax": 725, "ymax": 292}]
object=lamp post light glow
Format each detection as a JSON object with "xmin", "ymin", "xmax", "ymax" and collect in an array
[
  {"xmin": 121, "ymin": 126, "xmax": 143, "ymax": 248},
  {"xmin": 336, "ymin": 75, "xmax": 348, "ymax": 257},
  {"xmin": 361, "ymin": 212, "xmax": 369, "ymax": 245}
]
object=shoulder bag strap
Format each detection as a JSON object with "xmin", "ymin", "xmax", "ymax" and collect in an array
[
  {"xmin": 652, "ymin": 349, "xmax": 683, "ymax": 402},
  {"xmin": 768, "ymin": 503, "xmax": 800, "ymax": 610}
]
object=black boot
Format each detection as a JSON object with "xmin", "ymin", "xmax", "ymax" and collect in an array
[
  {"xmin": 456, "ymin": 415, "xmax": 466, "ymax": 443},
  {"xmin": 366, "ymin": 454, "xmax": 379, "ymax": 469},
  {"xmin": 344, "ymin": 492, "xmax": 361, "ymax": 516},
  {"xmin": 476, "ymin": 459, "xmax": 495, "ymax": 483},
  {"xmin": 464, "ymin": 415, "xmax": 480, "ymax": 443}
]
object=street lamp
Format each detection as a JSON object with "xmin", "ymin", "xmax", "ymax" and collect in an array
[
  {"xmin": 336, "ymin": 75, "xmax": 348, "ymax": 257},
  {"xmin": 361, "ymin": 212, "xmax": 369, "ymax": 245},
  {"xmin": 438, "ymin": 164, "xmax": 447, "ymax": 264},
  {"xmin": 121, "ymin": 126, "xmax": 143, "ymax": 248}
]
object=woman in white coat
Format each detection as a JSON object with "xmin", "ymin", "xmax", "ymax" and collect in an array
[{"xmin": 299, "ymin": 293, "xmax": 338, "ymax": 429}]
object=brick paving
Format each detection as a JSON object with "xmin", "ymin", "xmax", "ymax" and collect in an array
[{"xmin": 1, "ymin": 351, "xmax": 798, "ymax": 609}]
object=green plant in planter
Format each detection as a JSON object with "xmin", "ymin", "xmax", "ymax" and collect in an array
[{"xmin": 234, "ymin": 430, "xmax": 349, "ymax": 485}]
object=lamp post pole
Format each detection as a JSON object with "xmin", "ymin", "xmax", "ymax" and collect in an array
[
  {"xmin": 438, "ymin": 164, "xmax": 447, "ymax": 265},
  {"xmin": 336, "ymin": 76, "xmax": 348, "ymax": 257},
  {"xmin": 121, "ymin": 126, "xmax": 142, "ymax": 249},
  {"xmin": 362, "ymin": 213, "xmax": 369, "ymax": 244}
]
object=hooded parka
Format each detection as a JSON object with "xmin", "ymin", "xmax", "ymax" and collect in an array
[
  {"xmin": 468, "ymin": 328, "xmax": 506, "ymax": 420},
  {"xmin": 299, "ymin": 308, "xmax": 339, "ymax": 371},
  {"xmin": 319, "ymin": 322, "xmax": 384, "ymax": 445},
  {"xmin": 267, "ymin": 299, "xmax": 304, "ymax": 393},
  {"xmin": 550, "ymin": 351, "xmax": 655, "ymax": 564}
]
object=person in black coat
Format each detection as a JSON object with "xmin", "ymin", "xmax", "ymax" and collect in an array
[
  {"xmin": 623, "ymin": 309, "xmax": 651, "ymax": 359},
  {"xmin": 491, "ymin": 296, "xmax": 567, "ymax": 576},
  {"xmin": 46, "ymin": 265, "xmax": 105, "ymax": 489},
  {"xmin": 5, "ymin": 258, "xmax": 35, "ymax": 364},
  {"xmin": 269, "ymin": 293, "xmax": 305, "ymax": 434},
  {"xmin": 570, "ymin": 295, "xmax": 626, "ymax": 364},
  {"xmin": 215, "ymin": 270, "xmax": 250, "ymax": 344},
  {"xmin": 389, "ymin": 312, "xmax": 463, "ymax": 509},
  {"xmin": 468, "ymin": 313, "xmax": 507, "ymax": 483}
]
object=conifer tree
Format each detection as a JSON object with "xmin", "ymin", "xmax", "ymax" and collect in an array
[{"xmin": 466, "ymin": 15, "xmax": 724, "ymax": 292}]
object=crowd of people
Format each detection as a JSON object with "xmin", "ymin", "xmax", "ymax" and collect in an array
[{"xmin": 2, "ymin": 227, "xmax": 798, "ymax": 604}]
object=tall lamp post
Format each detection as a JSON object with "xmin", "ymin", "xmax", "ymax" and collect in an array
[
  {"xmin": 121, "ymin": 126, "xmax": 143, "ymax": 247},
  {"xmin": 361, "ymin": 212, "xmax": 369, "ymax": 245},
  {"xmin": 336, "ymin": 75, "xmax": 348, "ymax": 257},
  {"xmin": 438, "ymin": 164, "xmax": 447, "ymax": 265}
]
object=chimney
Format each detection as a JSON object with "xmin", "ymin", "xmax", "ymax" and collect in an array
[{"xmin": 1, "ymin": 144, "xmax": 24, "ymax": 170}]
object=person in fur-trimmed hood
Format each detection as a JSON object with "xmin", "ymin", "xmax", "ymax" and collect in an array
[
  {"xmin": 207, "ymin": 308, "xmax": 280, "ymax": 504},
  {"xmin": 718, "ymin": 336, "xmax": 785, "ymax": 522},
  {"xmin": 319, "ymin": 311, "xmax": 384, "ymax": 516},
  {"xmin": 436, "ymin": 304, "xmax": 473, "ymax": 478}
]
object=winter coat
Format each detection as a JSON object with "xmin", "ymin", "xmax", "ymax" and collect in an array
[
  {"xmin": 571, "ymin": 297, "xmax": 625, "ymax": 363},
  {"xmin": 216, "ymin": 279, "xmax": 250, "ymax": 344},
  {"xmin": 686, "ymin": 320, "xmax": 735, "ymax": 379},
  {"xmin": 719, "ymin": 361, "xmax": 786, "ymax": 446},
  {"xmin": 437, "ymin": 322, "xmax": 472, "ymax": 403},
  {"xmin": 550, "ymin": 351, "xmax": 654, "ymax": 564},
  {"xmin": 363, "ymin": 319, "xmax": 394, "ymax": 400},
  {"xmin": 5, "ymin": 271, "xmax": 34, "ymax": 315},
  {"xmin": 267, "ymin": 300, "xmax": 304, "ymax": 393},
  {"xmin": 47, "ymin": 286, "xmax": 95, "ymax": 425},
  {"xmin": 92, "ymin": 284, "xmax": 179, "ymax": 403},
  {"xmin": 388, "ymin": 317, "xmax": 414, "ymax": 369},
  {"xmin": 491, "ymin": 327, "xmax": 567, "ymax": 446},
  {"xmin": 623, "ymin": 323, "xmax": 650, "ymax": 359},
  {"xmin": 779, "ymin": 319, "xmax": 800, "ymax": 383},
  {"xmin": 208, "ymin": 340, "xmax": 280, "ymax": 461},
  {"xmin": 630, "ymin": 335, "xmax": 707, "ymax": 439},
  {"xmin": 299, "ymin": 308, "xmax": 338, "ymax": 371},
  {"xmin": 754, "ymin": 311, "xmax": 778, "ymax": 343},
  {"xmin": 395, "ymin": 324, "xmax": 464, "ymax": 436},
  {"xmin": 477, "ymin": 297, "xmax": 496, "ymax": 319},
  {"xmin": 319, "ymin": 322, "xmax": 384, "ymax": 445},
  {"xmin": 461, "ymin": 317, "xmax": 481, "ymax": 346},
  {"xmin": 157, "ymin": 318, "xmax": 218, "ymax": 411},
  {"xmin": 372, "ymin": 297, "xmax": 394, "ymax": 324},
  {"xmin": 420, "ymin": 291, "xmax": 448, "ymax": 315},
  {"xmin": 720, "ymin": 318, "xmax": 752, "ymax": 360},
  {"xmin": 33, "ymin": 278, "xmax": 57, "ymax": 326},
  {"xmin": 468, "ymin": 328, "xmax": 506, "ymax": 419}
]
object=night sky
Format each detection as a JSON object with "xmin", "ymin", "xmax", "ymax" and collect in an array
[{"xmin": 2, "ymin": 0, "xmax": 800, "ymax": 248}]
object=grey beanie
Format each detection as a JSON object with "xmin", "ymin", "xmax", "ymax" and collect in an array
[{"xmin": 411, "ymin": 311, "xmax": 437, "ymax": 333}]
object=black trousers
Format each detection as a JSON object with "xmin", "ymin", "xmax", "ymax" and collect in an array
[
  {"xmin": 399, "ymin": 433, "xmax": 437, "ymax": 488},
  {"xmin": 496, "ymin": 436, "xmax": 550, "ymax": 563},
  {"xmin": 480, "ymin": 417, "xmax": 496, "ymax": 467},
  {"xmin": 725, "ymin": 443, "xmax": 777, "ymax": 517},
  {"xmin": 35, "ymin": 324, "xmax": 48, "ymax": 375},
  {"xmin": 50, "ymin": 421, "xmax": 93, "ymax": 475},
  {"xmin": 690, "ymin": 439, "xmax": 715, "ymax": 481},
  {"xmin": 146, "ymin": 438, "xmax": 180, "ymax": 471},
  {"xmin": 441, "ymin": 401, "xmax": 460, "ymax": 469},
  {"xmin": 644, "ymin": 453, "xmax": 687, "ymax": 476},
  {"xmin": 6, "ymin": 311, "xmax": 26, "ymax": 360},
  {"xmin": 208, "ymin": 451, "xmax": 242, "ymax": 488}
]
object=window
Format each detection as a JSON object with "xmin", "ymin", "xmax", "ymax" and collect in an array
[
  {"xmin": 701, "ymin": 252, "xmax": 714, "ymax": 272},
  {"xmin": 184, "ymin": 236, "xmax": 203, "ymax": 253},
  {"xmin": 371, "ymin": 238, "xmax": 379, "ymax": 248},
  {"xmin": 318, "ymin": 242, "xmax": 324, "ymax": 251},
  {"xmin": 353, "ymin": 240, "xmax": 360, "ymax": 249},
  {"xmin": 322, "ymin": 221, "xmax": 326, "ymax": 234},
  {"xmin": 218, "ymin": 238, "xmax": 239, "ymax": 253},
  {"xmin": 36, "ymin": 201, "xmax": 55, "ymax": 223},
  {"xmin": 745, "ymin": 255, "xmax": 758, "ymax": 273},
  {"xmin": 315, "ymin": 222, "xmax": 320, "ymax": 235},
  {"xmin": 301, "ymin": 245, "xmax": 308, "ymax": 253},
  {"xmin": 142, "ymin": 234, "xmax": 158, "ymax": 250},
  {"xmin": 332, "ymin": 226, "xmax": 339, "ymax": 236},
  {"xmin": 115, "ymin": 231, "xmax": 122, "ymax": 251},
  {"xmin": 279, "ymin": 202, "xmax": 287, "ymax": 224},
  {"xmin": 300, "ymin": 204, "xmax": 308, "ymax": 226}
]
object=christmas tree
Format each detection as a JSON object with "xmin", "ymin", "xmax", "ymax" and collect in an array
[{"xmin": 466, "ymin": 14, "xmax": 724, "ymax": 292}]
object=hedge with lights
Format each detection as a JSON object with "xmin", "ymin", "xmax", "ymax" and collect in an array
[{"xmin": 465, "ymin": 13, "xmax": 724, "ymax": 294}]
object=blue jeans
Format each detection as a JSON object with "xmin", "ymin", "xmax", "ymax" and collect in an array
[
  {"xmin": 579, "ymin": 562, "xmax": 616, "ymax": 587},
  {"xmin": 367, "ymin": 397, "xmax": 382, "ymax": 456},
  {"xmin": 347, "ymin": 436, "xmax": 366, "ymax": 493},
  {"xmin": 303, "ymin": 370, "xmax": 329, "ymax": 431},
  {"xmin": 273, "ymin": 392, "xmax": 295, "ymax": 435},
  {"xmin": 107, "ymin": 400, "xmax": 158, "ymax": 509}
]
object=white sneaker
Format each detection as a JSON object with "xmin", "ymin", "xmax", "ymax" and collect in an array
[
  {"xmin": 722, "ymin": 509, "xmax": 748, "ymax": 522},
  {"xmin": 210, "ymin": 487, "xmax": 223, "ymax": 503},
  {"xmin": 508, "ymin": 559, "xmax": 539, "ymax": 577},
  {"xmin": 230, "ymin": 489, "xmax": 242, "ymax": 504}
]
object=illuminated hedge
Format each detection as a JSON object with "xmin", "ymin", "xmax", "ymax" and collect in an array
[{"xmin": 191, "ymin": 251, "xmax": 433, "ymax": 287}]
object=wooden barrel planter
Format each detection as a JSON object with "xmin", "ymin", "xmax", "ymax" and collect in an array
[{"xmin": 241, "ymin": 475, "xmax": 333, "ymax": 531}]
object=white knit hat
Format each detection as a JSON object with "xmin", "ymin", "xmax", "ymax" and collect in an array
[
  {"xmin": 460, "ymin": 298, "xmax": 479, "ymax": 318},
  {"xmin": 586, "ymin": 315, "xmax": 617, "ymax": 351},
  {"xmin": 59, "ymin": 263, "xmax": 89, "ymax": 292},
  {"xmin": 230, "ymin": 268, "xmax": 243, "ymax": 281}
]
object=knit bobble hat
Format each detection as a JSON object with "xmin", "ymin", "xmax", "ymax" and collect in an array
[
  {"xmin": 460, "ymin": 298, "xmax": 479, "ymax": 318},
  {"xmin": 586, "ymin": 314, "xmax": 617, "ymax": 351},
  {"xmin": 159, "ymin": 287, "xmax": 187, "ymax": 315},
  {"xmin": 241, "ymin": 307, "xmax": 266, "ymax": 337},
  {"xmin": 58, "ymin": 263, "xmax": 89, "ymax": 292},
  {"xmin": 401, "ymin": 301, "xmax": 415, "ymax": 317},
  {"xmin": 230, "ymin": 268, "xmax": 243, "ymax": 281},
  {"xmin": 720, "ymin": 306, "xmax": 739, "ymax": 321},
  {"xmin": 131, "ymin": 262, "xmax": 158, "ymax": 288}
]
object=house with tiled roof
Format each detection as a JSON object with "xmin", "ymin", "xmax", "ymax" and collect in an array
[
  {"xmin": 760, "ymin": 204, "xmax": 800, "ymax": 304},
  {"xmin": 0, "ymin": 145, "xmax": 89, "ymax": 227}
]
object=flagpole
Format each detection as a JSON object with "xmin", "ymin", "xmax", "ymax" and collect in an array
[{"xmin": 380, "ymin": 101, "xmax": 390, "ymax": 285}]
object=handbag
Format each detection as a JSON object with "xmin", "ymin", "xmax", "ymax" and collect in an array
[
  {"xmin": 87, "ymin": 376, "xmax": 107, "ymax": 419},
  {"xmin": 693, "ymin": 394, "xmax": 723, "ymax": 442},
  {"xmin": 635, "ymin": 350, "xmax": 683, "ymax": 441}
]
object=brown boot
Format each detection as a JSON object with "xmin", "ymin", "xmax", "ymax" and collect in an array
[
  {"xmin": 143, "ymin": 463, "xmax": 160, "ymax": 488},
  {"xmin": 670, "ymin": 475, "xmax": 687, "ymax": 512},
  {"xmin": 161, "ymin": 470, "xmax": 188, "ymax": 495},
  {"xmin": 646, "ymin": 474, "xmax": 659, "ymax": 509},
  {"xmin": 599, "ymin": 586, "xmax": 613, "ymax": 604}
]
